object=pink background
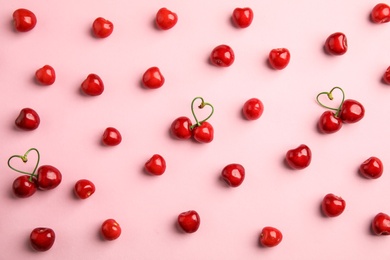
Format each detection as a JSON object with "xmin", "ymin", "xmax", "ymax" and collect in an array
[{"xmin": 1, "ymin": 0, "xmax": 390, "ymax": 259}]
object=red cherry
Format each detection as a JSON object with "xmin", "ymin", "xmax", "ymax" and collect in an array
[
  {"xmin": 221, "ymin": 163, "xmax": 245, "ymax": 187},
  {"xmin": 339, "ymin": 99, "xmax": 365, "ymax": 123},
  {"xmin": 242, "ymin": 98, "xmax": 264, "ymax": 120},
  {"xmin": 155, "ymin": 7, "xmax": 178, "ymax": 30},
  {"xmin": 210, "ymin": 44, "xmax": 235, "ymax": 67},
  {"xmin": 142, "ymin": 67, "xmax": 165, "ymax": 89},
  {"xmin": 170, "ymin": 116, "xmax": 193, "ymax": 140},
  {"xmin": 232, "ymin": 7, "xmax": 254, "ymax": 28},
  {"xmin": 81, "ymin": 74, "xmax": 104, "ymax": 96},
  {"xmin": 92, "ymin": 17, "xmax": 114, "ymax": 38},
  {"xmin": 12, "ymin": 8, "xmax": 37, "ymax": 32},
  {"xmin": 325, "ymin": 32, "xmax": 348, "ymax": 55},
  {"xmin": 35, "ymin": 65, "xmax": 56, "ymax": 85},
  {"xmin": 318, "ymin": 110, "xmax": 342, "ymax": 134},
  {"xmin": 359, "ymin": 156, "xmax": 383, "ymax": 179},
  {"xmin": 193, "ymin": 121, "xmax": 214, "ymax": 143},
  {"xmin": 371, "ymin": 3, "xmax": 390, "ymax": 23},
  {"xmin": 144, "ymin": 154, "xmax": 166, "ymax": 175},
  {"xmin": 30, "ymin": 227, "xmax": 55, "ymax": 251},
  {"xmin": 177, "ymin": 210, "xmax": 200, "ymax": 233},
  {"xmin": 285, "ymin": 144, "xmax": 312, "ymax": 170},
  {"xmin": 372, "ymin": 212, "xmax": 390, "ymax": 235},
  {"xmin": 12, "ymin": 175, "xmax": 37, "ymax": 198},
  {"xmin": 15, "ymin": 108, "xmax": 40, "ymax": 130},
  {"xmin": 74, "ymin": 179, "xmax": 95, "ymax": 199},
  {"xmin": 36, "ymin": 165, "xmax": 62, "ymax": 190},
  {"xmin": 102, "ymin": 127, "xmax": 122, "ymax": 146},
  {"xmin": 321, "ymin": 193, "xmax": 346, "ymax": 217},
  {"xmin": 101, "ymin": 219, "xmax": 121, "ymax": 240},
  {"xmin": 268, "ymin": 48, "xmax": 290, "ymax": 70},
  {"xmin": 259, "ymin": 226, "xmax": 283, "ymax": 247},
  {"xmin": 383, "ymin": 66, "xmax": 390, "ymax": 84}
]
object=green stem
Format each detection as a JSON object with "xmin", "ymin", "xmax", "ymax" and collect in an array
[
  {"xmin": 316, "ymin": 86, "xmax": 345, "ymax": 117},
  {"xmin": 190, "ymin": 97, "xmax": 214, "ymax": 130},
  {"xmin": 7, "ymin": 148, "xmax": 40, "ymax": 181}
]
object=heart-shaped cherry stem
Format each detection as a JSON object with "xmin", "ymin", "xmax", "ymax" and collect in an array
[
  {"xmin": 189, "ymin": 97, "xmax": 214, "ymax": 130},
  {"xmin": 8, "ymin": 148, "xmax": 40, "ymax": 181},
  {"xmin": 316, "ymin": 86, "xmax": 345, "ymax": 117}
]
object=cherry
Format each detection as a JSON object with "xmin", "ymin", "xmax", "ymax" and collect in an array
[
  {"xmin": 74, "ymin": 179, "xmax": 95, "ymax": 199},
  {"xmin": 15, "ymin": 108, "xmax": 40, "ymax": 130},
  {"xmin": 36, "ymin": 165, "xmax": 62, "ymax": 190},
  {"xmin": 102, "ymin": 127, "xmax": 122, "ymax": 146},
  {"xmin": 101, "ymin": 219, "xmax": 121, "ymax": 240},
  {"xmin": 177, "ymin": 210, "xmax": 200, "ymax": 233},
  {"xmin": 12, "ymin": 8, "xmax": 37, "ymax": 32},
  {"xmin": 371, "ymin": 3, "xmax": 390, "ymax": 23},
  {"xmin": 321, "ymin": 193, "xmax": 346, "ymax": 217},
  {"xmin": 170, "ymin": 116, "xmax": 193, "ymax": 140},
  {"xmin": 81, "ymin": 74, "xmax": 104, "ymax": 96},
  {"xmin": 325, "ymin": 32, "xmax": 348, "ymax": 55},
  {"xmin": 339, "ymin": 99, "xmax": 365, "ymax": 123},
  {"xmin": 259, "ymin": 226, "xmax": 283, "ymax": 247},
  {"xmin": 142, "ymin": 67, "xmax": 165, "ymax": 89},
  {"xmin": 193, "ymin": 122, "xmax": 214, "ymax": 143},
  {"xmin": 221, "ymin": 163, "xmax": 245, "ymax": 187},
  {"xmin": 30, "ymin": 227, "xmax": 55, "ymax": 251},
  {"xmin": 92, "ymin": 17, "xmax": 114, "ymax": 38},
  {"xmin": 242, "ymin": 98, "xmax": 264, "ymax": 120},
  {"xmin": 232, "ymin": 7, "xmax": 254, "ymax": 28},
  {"xmin": 318, "ymin": 110, "xmax": 342, "ymax": 134},
  {"xmin": 210, "ymin": 44, "xmax": 235, "ymax": 67},
  {"xmin": 155, "ymin": 7, "xmax": 178, "ymax": 30},
  {"xmin": 144, "ymin": 154, "xmax": 166, "ymax": 176},
  {"xmin": 372, "ymin": 212, "xmax": 390, "ymax": 235},
  {"xmin": 268, "ymin": 48, "xmax": 290, "ymax": 70},
  {"xmin": 359, "ymin": 156, "xmax": 383, "ymax": 179},
  {"xmin": 383, "ymin": 66, "xmax": 390, "ymax": 84},
  {"xmin": 35, "ymin": 65, "xmax": 56, "ymax": 85},
  {"xmin": 12, "ymin": 175, "xmax": 37, "ymax": 198},
  {"xmin": 285, "ymin": 144, "xmax": 312, "ymax": 170}
]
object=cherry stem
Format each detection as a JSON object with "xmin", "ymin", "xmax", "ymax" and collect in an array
[
  {"xmin": 190, "ymin": 96, "xmax": 214, "ymax": 130},
  {"xmin": 7, "ymin": 148, "xmax": 40, "ymax": 181},
  {"xmin": 316, "ymin": 86, "xmax": 345, "ymax": 117}
]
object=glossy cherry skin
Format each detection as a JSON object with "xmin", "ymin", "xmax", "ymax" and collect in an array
[
  {"xmin": 285, "ymin": 144, "xmax": 312, "ymax": 170},
  {"xmin": 193, "ymin": 121, "xmax": 214, "ymax": 143},
  {"xmin": 170, "ymin": 116, "xmax": 193, "ymax": 140},
  {"xmin": 339, "ymin": 99, "xmax": 365, "ymax": 123},
  {"xmin": 155, "ymin": 8, "xmax": 178, "ymax": 30},
  {"xmin": 318, "ymin": 111, "xmax": 342, "ymax": 134},
  {"xmin": 178, "ymin": 210, "xmax": 200, "ymax": 233},
  {"xmin": 36, "ymin": 165, "xmax": 62, "ymax": 190},
  {"xmin": 102, "ymin": 127, "xmax": 122, "ymax": 146},
  {"xmin": 232, "ymin": 7, "xmax": 254, "ymax": 28},
  {"xmin": 12, "ymin": 175, "xmax": 37, "ymax": 198},
  {"xmin": 242, "ymin": 98, "xmax": 264, "ymax": 120},
  {"xmin": 259, "ymin": 226, "xmax": 283, "ymax": 247},
  {"xmin": 210, "ymin": 45, "xmax": 235, "ymax": 67},
  {"xmin": 371, "ymin": 3, "xmax": 390, "ymax": 23},
  {"xmin": 81, "ymin": 74, "xmax": 104, "ymax": 96},
  {"xmin": 13, "ymin": 8, "xmax": 37, "ymax": 32},
  {"xmin": 372, "ymin": 212, "xmax": 390, "ymax": 235},
  {"xmin": 383, "ymin": 66, "xmax": 390, "ymax": 84},
  {"xmin": 359, "ymin": 157, "xmax": 383, "ymax": 179},
  {"xmin": 325, "ymin": 32, "xmax": 348, "ymax": 55},
  {"xmin": 15, "ymin": 108, "xmax": 40, "ymax": 130},
  {"xmin": 268, "ymin": 48, "xmax": 290, "ymax": 70},
  {"xmin": 35, "ymin": 65, "xmax": 56, "ymax": 85},
  {"xmin": 30, "ymin": 227, "xmax": 55, "ymax": 251},
  {"xmin": 221, "ymin": 163, "xmax": 245, "ymax": 187},
  {"xmin": 74, "ymin": 179, "xmax": 95, "ymax": 199},
  {"xmin": 142, "ymin": 67, "xmax": 165, "ymax": 89},
  {"xmin": 321, "ymin": 193, "xmax": 346, "ymax": 217},
  {"xmin": 101, "ymin": 219, "xmax": 121, "ymax": 240},
  {"xmin": 92, "ymin": 17, "xmax": 114, "ymax": 38},
  {"xmin": 144, "ymin": 154, "xmax": 166, "ymax": 175}
]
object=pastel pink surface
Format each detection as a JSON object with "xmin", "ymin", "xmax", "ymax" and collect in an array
[{"xmin": 1, "ymin": 1, "xmax": 390, "ymax": 259}]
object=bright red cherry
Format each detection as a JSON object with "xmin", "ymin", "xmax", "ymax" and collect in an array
[
  {"xmin": 383, "ymin": 66, "xmax": 390, "ymax": 84},
  {"xmin": 193, "ymin": 121, "xmax": 214, "ymax": 143},
  {"xmin": 170, "ymin": 116, "xmax": 193, "ymax": 139},
  {"xmin": 144, "ymin": 154, "xmax": 166, "ymax": 175},
  {"xmin": 35, "ymin": 65, "xmax": 56, "ymax": 85},
  {"xmin": 259, "ymin": 226, "xmax": 283, "ymax": 247},
  {"xmin": 74, "ymin": 179, "xmax": 95, "ymax": 199},
  {"xmin": 13, "ymin": 8, "xmax": 37, "ymax": 32},
  {"xmin": 81, "ymin": 74, "xmax": 104, "ymax": 96},
  {"xmin": 15, "ymin": 108, "xmax": 40, "ymax": 130},
  {"xmin": 92, "ymin": 17, "xmax": 114, "ymax": 38},
  {"xmin": 325, "ymin": 32, "xmax": 348, "ymax": 55},
  {"xmin": 372, "ymin": 212, "xmax": 390, "ymax": 235},
  {"xmin": 268, "ymin": 48, "xmax": 290, "ymax": 70},
  {"xmin": 221, "ymin": 163, "xmax": 245, "ymax": 187},
  {"xmin": 142, "ymin": 67, "xmax": 165, "ymax": 89},
  {"xmin": 285, "ymin": 144, "xmax": 312, "ymax": 170},
  {"xmin": 12, "ymin": 175, "xmax": 37, "ymax": 198},
  {"xmin": 359, "ymin": 156, "xmax": 383, "ymax": 179},
  {"xmin": 321, "ymin": 193, "xmax": 346, "ymax": 217},
  {"xmin": 36, "ymin": 165, "xmax": 62, "ymax": 190},
  {"xmin": 30, "ymin": 227, "xmax": 55, "ymax": 251},
  {"xmin": 210, "ymin": 44, "xmax": 235, "ymax": 67},
  {"xmin": 102, "ymin": 127, "xmax": 122, "ymax": 146},
  {"xmin": 232, "ymin": 7, "xmax": 254, "ymax": 28},
  {"xmin": 155, "ymin": 8, "xmax": 178, "ymax": 30},
  {"xmin": 177, "ymin": 210, "xmax": 200, "ymax": 233},
  {"xmin": 242, "ymin": 98, "xmax": 264, "ymax": 120},
  {"xmin": 371, "ymin": 3, "xmax": 390, "ymax": 23},
  {"xmin": 339, "ymin": 99, "xmax": 365, "ymax": 123},
  {"xmin": 318, "ymin": 111, "xmax": 342, "ymax": 134},
  {"xmin": 101, "ymin": 219, "xmax": 121, "ymax": 240}
]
